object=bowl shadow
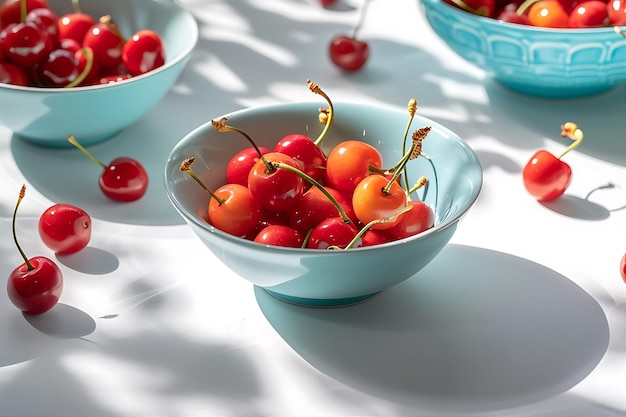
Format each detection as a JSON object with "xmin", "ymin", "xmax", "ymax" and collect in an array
[{"xmin": 255, "ymin": 243, "xmax": 609, "ymax": 414}]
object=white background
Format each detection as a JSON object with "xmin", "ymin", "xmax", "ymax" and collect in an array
[{"xmin": 1, "ymin": 0, "xmax": 626, "ymax": 415}]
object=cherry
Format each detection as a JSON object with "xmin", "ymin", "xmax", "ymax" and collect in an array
[
  {"xmin": 496, "ymin": 2, "xmax": 531, "ymax": 23},
  {"xmin": 38, "ymin": 203, "xmax": 91, "ymax": 254},
  {"xmin": 289, "ymin": 185, "xmax": 357, "ymax": 236},
  {"xmin": 2, "ymin": 20, "xmax": 49, "ymax": 67},
  {"xmin": 352, "ymin": 174, "xmax": 407, "ymax": 230},
  {"xmin": 254, "ymin": 225, "xmax": 304, "ymax": 248},
  {"xmin": 306, "ymin": 217, "xmax": 362, "ymax": 249},
  {"xmin": 0, "ymin": 0, "xmax": 48, "ymax": 30},
  {"xmin": 522, "ymin": 122, "xmax": 583, "ymax": 201},
  {"xmin": 444, "ymin": 0, "xmax": 496, "ymax": 16},
  {"xmin": 320, "ymin": 0, "xmax": 338, "ymax": 6},
  {"xmin": 8, "ymin": 185, "xmax": 63, "ymax": 315},
  {"xmin": 361, "ymin": 229, "xmax": 393, "ymax": 247},
  {"xmin": 68, "ymin": 135, "xmax": 149, "ymax": 202},
  {"xmin": 121, "ymin": 29, "xmax": 165, "ymax": 76},
  {"xmin": 527, "ymin": 0, "xmax": 569, "ymax": 27},
  {"xmin": 57, "ymin": 5, "xmax": 96, "ymax": 44},
  {"xmin": 94, "ymin": 72, "xmax": 131, "ymax": 85},
  {"xmin": 620, "ymin": 253, "xmax": 626, "ymax": 283},
  {"xmin": 325, "ymin": 139, "xmax": 383, "ymax": 193},
  {"xmin": 82, "ymin": 15, "xmax": 124, "ymax": 70},
  {"xmin": 225, "ymin": 146, "xmax": 271, "ymax": 187},
  {"xmin": 568, "ymin": 0, "xmax": 609, "ymax": 27},
  {"xmin": 36, "ymin": 47, "xmax": 80, "ymax": 87},
  {"xmin": 384, "ymin": 200, "xmax": 435, "ymax": 240},
  {"xmin": 609, "ymin": 0, "xmax": 626, "ymax": 24},
  {"xmin": 0, "ymin": 60, "xmax": 30, "ymax": 85},
  {"xmin": 328, "ymin": 0, "xmax": 371, "ymax": 72},
  {"xmin": 180, "ymin": 157, "xmax": 265, "ymax": 239},
  {"xmin": 248, "ymin": 152, "xmax": 306, "ymax": 212},
  {"xmin": 25, "ymin": 6, "xmax": 57, "ymax": 39}
]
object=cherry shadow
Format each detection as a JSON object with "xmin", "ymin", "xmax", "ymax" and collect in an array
[
  {"xmin": 256, "ymin": 243, "xmax": 610, "ymax": 414},
  {"xmin": 540, "ymin": 194, "xmax": 611, "ymax": 220},
  {"xmin": 23, "ymin": 303, "xmax": 96, "ymax": 339},
  {"xmin": 55, "ymin": 247, "xmax": 120, "ymax": 275}
]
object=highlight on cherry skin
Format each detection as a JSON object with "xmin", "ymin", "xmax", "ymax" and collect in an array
[
  {"xmin": 68, "ymin": 135, "xmax": 149, "ymax": 202},
  {"xmin": 8, "ymin": 185, "xmax": 64, "ymax": 315},
  {"xmin": 38, "ymin": 203, "xmax": 91, "ymax": 254},
  {"xmin": 620, "ymin": 253, "xmax": 626, "ymax": 283}
]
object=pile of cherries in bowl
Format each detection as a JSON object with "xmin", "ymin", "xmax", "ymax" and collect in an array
[
  {"xmin": 0, "ymin": 0, "xmax": 165, "ymax": 87},
  {"xmin": 446, "ymin": 0, "xmax": 626, "ymax": 27}
]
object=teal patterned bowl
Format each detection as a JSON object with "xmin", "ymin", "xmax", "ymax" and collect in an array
[
  {"xmin": 0, "ymin": 0, "xmax": 198, "ymax": 147},
  {"xmin": 420, "ymin": 0, "xmax": 626, "ymax": 98},
  {"xmin": 164, "ymin": 102, "xmax": 483, "ymax": 307}
]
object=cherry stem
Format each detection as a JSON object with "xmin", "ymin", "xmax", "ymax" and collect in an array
[
  {"xmin": 419, "ymin": 152, "xmax": 439, "ymax": 208},
  {"xmin": 384, "ymin": 142, "xmax": 415, "ymax": 195},
  {"xmin": 67, "ymin": 135, "xmax": 107, "ymax": 170},
  {"xmin": 401, "ymin": 99, "xmax": 418, "ymax": 196},
  {"xmin": 20, "ymin": 0, "xmax": 26, "ymax": 23},
  {"xmin": 272, "ymin": 161, "xmax": 351, "ymax": 224},
  {"xmin": 65, "ymin": 48, "xmax": 94, "ymax": 88},
  {"xmin": 515, "ymin": 0, "xmax": 539, "ymax": 15},
  {"xmin": 408, "ymin": 176, "xmax": 428, "ymax": 194},
  {"xmin": 557, "ymin": 122, "xmax": 584, "ymax": 159},
  {"xmin": 352, "ymin": 0, "xmax": 373, "ymax": 39},
  {"xmin": 211, "ymin": 118, "xmax": 275, "ymax": 173},
  {"xmin": 615, "ymin": 26, "xmax": 626, "ymax": 39},
  {"xmin": 99, "ymin": 15, "xmax": 126, "ymax": 43},
  {"xmin": 308, "ymin": 79, "xmax": 334, "ymax": 147},
  {"xmin": 180, "ymin": 157, "xmax": 226, "ymax": 205},
  {"xmin": 329, "ymin": 205, "xmax": 412, "ymax": 250},
  {"xmin": 12, "ymin": 185, "xmax": 34, "ymax": 271},
  {"xmin": 72, "ymin": 0, "xmax": 82, "ymax": 14}
]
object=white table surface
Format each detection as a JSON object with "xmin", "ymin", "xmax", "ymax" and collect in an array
[{"xmin": 2, "ymin": 0, "xmax": 626, "ymax": 416}]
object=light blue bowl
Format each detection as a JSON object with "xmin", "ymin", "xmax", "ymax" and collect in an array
[
  {"xmin": 420, "ymin": 0, "xmax": 626, "ymax": 98},
  {"xmin": 164, "ymin": 102, "xmax": 483, "ymax": 307},
  {"xmin": 0, "ymin": 0, "xmax": 198, "ymax": 147}
]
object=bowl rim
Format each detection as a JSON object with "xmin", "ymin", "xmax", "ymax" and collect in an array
[
  {"xmin": 421, "ymin": 0, "xmax": 626, "ymax": 35},
  {"xmin": 164, "ymin": 101, "xmax": 484, "ymax": 254},
  {"xmin": 0, "ymin": 0, "xmax": 199, "ymax": 93}
]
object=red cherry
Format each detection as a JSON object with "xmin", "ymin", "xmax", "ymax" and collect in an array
[
  {"xmin": 75, "ymin": 46, "xmax": 100, "ymax": 85},
  {"xmin": 93, "ymin": 73, "xmax": 131, "ymax": 85},
  {"xmin": 384, "ymin": 200, "xmax": 435, "ymax": 240},
  {"xmin": 8, "ymin": 185, "xmax": 63, "ymax": 315},
  {"xmin": 208, "ymin": 183, "xmax": 265, "ymax": 238},
  {"xmin": 68, "ymin": 135, "xmax": 149, "ymax": 202},
  {"xmin": 38, "ymin": 203, "xmax": 91, "ymax": 254},
  {"xmin": 273, "ymin": 133, "xmax": 327, "ymax": 184},
  {"xmin": 329, "ymin": 35, "xmax": 369, "ymax": 72},
  {"xmin": 444, "ymin": 0, "xmax": 496, "ymax": 16},
  {"xmin": 527, "ymin": 0, "xmax": 569, "ymax": 27},
  {"xmin": 226, "ymin": 146, "xmax": 270, "ymax": 187},
  {"xmin": 248, "ymin": 152, "xmax": 305, "ymax": 212},
  {"xmin": 121, "ymin": 29, "xmax": 165, "ymax": 76},
  {"xmin": 320, "ymin": 0, "xmax": 338, "ymax": 6},
  {"xmin": 496, "ymin": 2, "xmax": 531, "ymax": 23},
  {"xmin": 289, "ymin": 185, "xmax": 357, "ymax": 236},
  {"xmin": 608, "ymin": 0, "xmax": 626, "ymax": 24},
  {"xmin": 82, "ymin": 17, "xmax": 124, "ymax": 69},
  {"xmin": 361, "ymin": 229, "xmax": 393, "ymax": 247},
  {"xmin": 620, "ymin": 253, "xmax": 626, "ymax": 283},
  {"xmin": 0, "ymin": 0, "xmax": 48, "ymax": 30},
  {"xmin": 568, "ymin": 0, "xmax": 609, "ymax": 27},
  {"xmin": 57, "ymin": 12, "xmax": 95, "ymax": 44},
  {"xmin": 306, "ymin": 217, "xmax": 362, "ymax": 249},
  {"xmin": 37, "ymin": 48, "xmax": 80, "ymax": 87},
  {"xmin": 2, "ymin": 21, "xmax": 49, "ymax": 67},
  {"xmin": 254, "ymin": 225, "xmax": 304, "ymax": 248},
  {"xmin": 0, "ymin": 60, "xmax": 31, "ymax": 85},
  {"xmin": 25, "ymin": 7, "xmax": 58, "ymax": 39}
]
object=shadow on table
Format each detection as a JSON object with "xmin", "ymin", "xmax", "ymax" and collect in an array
[{"xmin": 255, "ymin": 243, "xmax": 610, "ymax": 414}]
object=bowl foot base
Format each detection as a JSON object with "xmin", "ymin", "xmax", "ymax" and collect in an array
[
  {"xmin": 14, "ymin": 130, "xmax": 122, "ymax": 148},
  {"xmin": 262, "ymin": 287, "xmax": 381, "ymax": 308},
  {"xmin": 496, "ymin": 79, "xmax": 614, "ymax": 99}
]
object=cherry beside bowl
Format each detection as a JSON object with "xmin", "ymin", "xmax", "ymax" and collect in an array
[
  {"xmin": 164, "ymin": 102, "xmax": 483, "ymax": 307},
  {"xmin": 0, "ymin": 0, "xmax": 198, "ymax": 147},
  {"xmin": 420, "ymin": 0, "xmax": 626, "ymax": 98}
]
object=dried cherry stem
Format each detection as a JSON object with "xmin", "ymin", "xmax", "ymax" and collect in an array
[
  {"xmin": 557, "ymin": 122, "xmax": 584, "ymax": 159},
  {"xmin": 65, "ymin": 48, "xmax": 94, "ymax": 88},
  {"xmin": 307, "ymin": 79, "xmax": 334, "ymax": 147},
  {"xmin": 515, "ymin": 0, "xmax": 540, "ymax": 15},
  {"xmin": 271, "ymin": 161, "xmax": 351, "ymax": 224},
  {"xmin": 100, "ymin": 15, "xmax": 126, "ymax": 43},
  {"xmin": 12, "ymin": 185, "xmax": 34, "ymax": 271},
  {"xmin": 329, "ymin": 205, "xmax": 412, "ymax": 250},
  {"xmin": 67, "ymin": 135, "xmax": 107, "ymax": 169},
  {"xmin": 384, "ymin": 126, "xmax": 431, "ymax": 196},
  {"xmin": 179, "ymin": 157, "xmax": 226, "ymax": 205},
  {"xmin": 401, "ymin": 99, "xmax": 418, "ymax": 194},
  {"xmin": 211, "ymin": 118, "xmax": 275, "ymax": 173},
  {"xmin": 408, "ymin": 176, "xmax": 428, "ymax": 194}
]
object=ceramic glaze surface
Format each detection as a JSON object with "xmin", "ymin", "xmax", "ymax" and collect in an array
[
  {"xmin": 421, "ymin": 0, "xmax": 626, "ymax": 98},
  {"xmin": 164, "ymin": 102, "xmax": 483, "ymax": 306},
  {"xmin": 0, "ymin": 0, "xmax": 198, "ymax": 147}
]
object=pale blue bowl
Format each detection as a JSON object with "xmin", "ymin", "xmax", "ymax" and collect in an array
[
  {"xmin": 0, "ymin": 0, "xmax": 198, "ymax": 147},
  {"xmin": 164, "ymin": 102, "xmax": 483, "ymax": 307},
  {"xmin": 420, "ymin": 0, "xmax": 626, "ymax": 98}
]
